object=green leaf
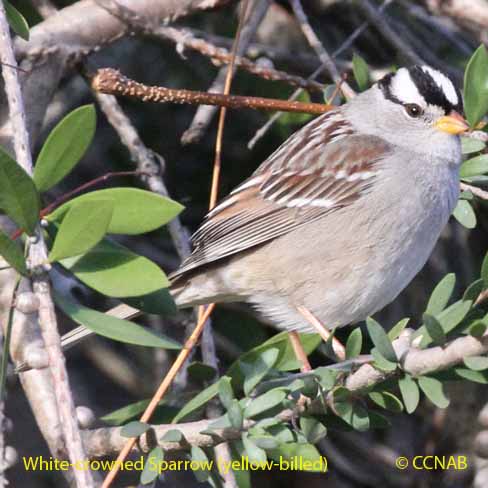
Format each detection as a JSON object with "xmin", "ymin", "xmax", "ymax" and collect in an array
[
  {"xmin": 464, "ymin": 45, "xmax": 488, "ymax": 128},
  {"xmin": 352, "ymin": 53, "xmax": 369, "ymax": 91},
  {"xmin": 368, "ymin": 411, "xmax": 391, "ymax": 429},
  {"xmin": 191, "ymin": 446, "xmax": 211, "ymax": 482},
  {"xmin": 453, "ymin": 200, "xmax": 477, "ymax": 229},
  {"xmin": 219, "ymin": 376, "xmax": 234, "ymax": 410},
  {"xmin": 388, "ymin": 318, "xmax": 410, "ymax": 341},
  {"xmin": 461, "ymin": 136, "xmax": 485, "ymax": 155},
  {"xmin": 122, "ymin": 288, "xmax": 177, "ymax": 316},
  {"xmin": 371, "ymin": 348, "xmax": 397, "ymax": 371},
  {"xmin": 300, "ymin": 417, "xmax": 327, "ymax": 444},
  {"xmin": 482, "ymin": 251, "xmax": 488, "ymax": 284},
  {"xmin": 101, "ymin": 400, "xmax": 178, "ymax": 426},
  {"xmin": 415, "ymin": 299, "xmax": 473, "ymax": 347},
  {"xmin": 464, "ymin": 355, "xmax": 488, "ymax": 371},
  {"xmin": 455, "ymin": 367, "xmax": 488, "ymax": 383},
  {"xmin": 227, "ymin": 332, "xmax": 321, "ymax": 387},
  {"xmin": 369, "ymin": 391, "xmax": 403, "ymax": 412},
  {"xmin": 460, "ymin": 155, "xmax": 488, "ymax": 178},
  {"xmin": 464, "ymin": 279, "xmax": 484, "ymax": 301},
  {"xmin": 59, "ymin": 237, "xmax": 169, "ymax": 297},
  {"xmin": 243, "ymin": 389, "xmax": 286, "ymax": 418},
  {"xmin": 398, "ymin": 375, "xmax": 420, "ymax": 414},
  {"xmin": 48, "ymin": 199, "xmax": 113, "ymax": 262},
  {"xmin": 33, "ymin": 105, "xmax": 96, "ymax": 192},
  {"xmin": 0, "ymin": 145, "xmax": 40, "ymax": 235},
  {"xmin": 242, "ymin": 435, "xmax": 267, "ymax": 464},
  {"xmin": 426, "ymin": 273, "xmax": 456, "ymax": 315},
  {"xmin": 228, "ymin": 400, "xmax": 244, "ymax": 430},
  {"xmin": 248, "ymin": 435, "xmax": 278, "ymax": 450},
  {"xmin": 187, "ymin": 362, "xmax": 217, "ymax": 383},
  {"xmin": 422, "ymin": 313, "xmax": 446, "ymax": 346},
  {"xmin": 366, "ymin": 317, "xmax": 397, "ymax": 362},
  {"xmin": 0, "ymin": 229, "xmax": 27, "ymax": 275},
  {"xmin": 4, "ymin": 1, "xmax": 29, "ymax": 40},
  {"xmin": 345, "ymin": 328, "xmax": 362, "ymax": 359},
  {"xmin": 54, "ymin": 293, "xmax": 181, "ymax": 349},
  {"xmin": 241, "ymin": 348, "xmax": 279, "ymax": 396},
  {"xmin": 418, "ymin": 376, "xmax": 449, "ymax": 408},
  {"xmin": 48, "ymin": 187, "xmax": 183, "ymax": 235},
  {"xmin": 350, "ymin": 404, "xmax": 370, "ymax": 431},
  {"xmin": 140, "ymin": 447, "xmax": 163, "ymax": 485},
  {"xmin": 173, "ymin": 381, "xmax": 220, "ymax": 423},
  {"xmin": 277, "ymin": 91, "xmax": 314, "ymax": 129},
  {"xmin": 268, "ymin": 443, "xmax": 326, "ymax": 472},
  {"xmin": 468, "ymin": 321, "xmax": 487, "ymax": 338},
  {"xmin": 120, "ymin": 420, "xmax": 150, "ymax": 438},
  {"xmin": 161, "ymin": 429, "xmax": 183, "ymax": 442}
]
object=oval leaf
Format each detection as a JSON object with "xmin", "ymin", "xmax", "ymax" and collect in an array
[
  {"xmin": 34, "ymin": 105, "xmax": 96, "ymax": 192},
  {"xmin": 366, "ymin": 317, "xmax": 397, "ymax": 362},
  {"xmin": 418, "ymin": 376, "xmax": 449, "ymax": 408},
  {"xmin": 243, "ymin": 389, "xmax": 286, "ymax": 418},
  {"xmin": 461, "ymin": 136, "xmax": 485, "ymax": 155},
  {"xmin": 460, "ymin": 155, "xmax": 488, "ymax": 178},
  {"xmin": 369, "ymin": 391, "xmax": 403, "ymax": 412},
  {"xmin": 426, "ymin": 273, "xmax": 456, "ymax": 315},
  {"xmin": 0, "ymin": 229, "xmax": 27, "ymax": 275},
  {"xmin": 48, "ymin": 199, "xmax": 113, "ymax": 262},
  {"xmin": 0, "ymin": 146, "xmax": 40, "ymax": 235},
  {"xmin": 48, "ymin": 188, "xmax": 183, "ymax": 235},
  {"xmin": 345, "ymin": 327, "xmax": 362, "ymax": 359},
  {"xmin": 464, "ymin": 45, "xmax": 488, "ymax": 128},
  {"xmin": 463, "ymin": 355, "xmax": 488, "ymax": 371},
  {"xmin": 422, "ymin": 313, "xmax": 446, "ymax": 346},
  {"xmin": 140, "ymin": 447, "xmax": 163, "ymax": 485},
  {"xmin": 120, "ymin": 420, "xmax": 150, "ymax": 438},
  {"xmin": 173, "ymin": 381, "xmax": 220, "ymax": 423},
  {"xmin": 54, "ymin": 293, "xmax": 181, "ymax": 349},
  {"xmin": 352, "ymin": 53, "xmax": 369, "ymax": 91},
  {"xmin": 453, "ymin": 200, "xmax": 476, "ymax": 229},
  {"xmin": 242, "ymin": 348, "xmax": 279, "ymax": 396},
  {"xmin": 4, "ymin": 1, "xmax": 29, "ymax": 40},
  {"xmin": 398, "ymin": 375, "xmax": 419, "ymax": 414},
  {"xmin": 60, "ymin": 238, "xmax": 169, "ymax": 297}
]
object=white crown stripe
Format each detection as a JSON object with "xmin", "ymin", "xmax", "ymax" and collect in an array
[{"xmin": 421, "ymin": 66, "xmax": 459, "ymax": 106}]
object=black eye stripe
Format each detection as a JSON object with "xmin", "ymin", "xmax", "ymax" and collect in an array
[
  {"xmin": 378, "ymin": 67, "xmax": 463, "ymax": 115},
  {"xmin": 408, "ymin": 66, "xmax": 462, "ymax": 114}
]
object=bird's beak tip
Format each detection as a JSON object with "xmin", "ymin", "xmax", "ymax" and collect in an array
[{"xmin": 434, "ymin": 111, "xmax": 470, "ymax": 135}]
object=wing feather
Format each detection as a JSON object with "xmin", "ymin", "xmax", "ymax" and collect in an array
[{"xmin": 171, "ymin": 113, "xmax": 390, "ymax": 280}]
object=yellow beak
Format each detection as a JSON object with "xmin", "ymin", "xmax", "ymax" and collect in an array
[{"xmin": 434, "ymin": 111, "xmax": 469, "ymax": 135}]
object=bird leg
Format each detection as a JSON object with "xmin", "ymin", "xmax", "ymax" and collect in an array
[{"xmin": 296, "ymin": 305, "xmax": 346, "ymax": 361}]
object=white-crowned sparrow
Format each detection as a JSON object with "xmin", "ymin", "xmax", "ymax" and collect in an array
[{"xmin": 61, "ymin": 65, "xmax": 469, "ymax": 348}]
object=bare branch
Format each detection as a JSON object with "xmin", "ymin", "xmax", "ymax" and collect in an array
[
  {"xmin": 290, "ymin": 0, "xmax": 355, "ymax": 100},
  {"xmin": 0, "ymin": 3, "xmax": 92, "ymax": 486},
  {"xmin": 82, "ymin": 330, "xmax": 488, "ymax": 458},
  {"xmin": 91, "ymin": 68, "xmax": 333, "ymax": 114}
]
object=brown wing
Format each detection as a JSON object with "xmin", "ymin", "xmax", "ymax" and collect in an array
[{"xmin": 171, "ymin": 112, "xmax": 390, "ymax": 279}]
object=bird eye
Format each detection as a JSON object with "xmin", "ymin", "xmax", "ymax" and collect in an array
[{"xmin": 404, "ymin": 103, "xmax": 423, "ymax": 118}]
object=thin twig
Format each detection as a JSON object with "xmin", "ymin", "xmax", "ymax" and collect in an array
[
  {"xmin": 91, "ymin": 68, "xmax": 333, "ymax": 115},
  {"xmin": 357, "ymin": 0, "xmax": 423, "ymax": 65},
  {"xmin": 100, "ymin": 303, "xmax": 215, "ymax": 488},
  {"xmin": 153, "ymin": 26, "xmax": 325, "ymax": 92},
  {"xmin": 248, "ymin": 0, "xmax": 393, "ymax": 149},
  {"xmin": 290, "ymin": 0, "xmax": 355, "ymax": 100},
  {"xmin": 0, "ymin": 3, "xmax": 93, "ymax": 487},
  {"xmin": 461, "ymin": 182, "xmax": 488, "ymax": 201},
  {"xmin": 181, "ymin": 0, "xmax": 270, "ymax": 145}
]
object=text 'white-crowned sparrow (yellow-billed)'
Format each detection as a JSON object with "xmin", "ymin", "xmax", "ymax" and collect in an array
[{"xmin": 61, "ymin": 65, "xmax": 470, "ymax": 349}]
